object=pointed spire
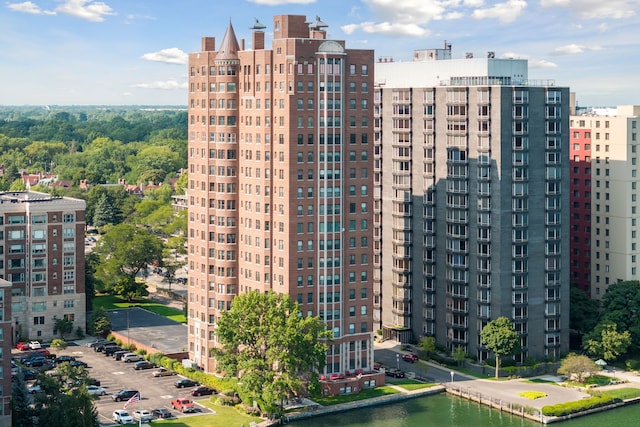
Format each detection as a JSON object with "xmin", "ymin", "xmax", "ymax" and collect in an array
[{"xmin": 217, "ymin": 20, "xmax": 240, "ymax": 60}]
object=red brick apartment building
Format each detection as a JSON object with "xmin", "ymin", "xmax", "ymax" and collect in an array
[
  {"xmin": 187, "ymin": 15, "xmax": 376, "ymax": 382},
  {"xmin": 570, "ymin": 128, "xmax": 593, "ymax": 292}
]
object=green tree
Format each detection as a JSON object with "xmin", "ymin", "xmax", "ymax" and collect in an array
[
  {"xmin": 584, "ymin": 323, "xmax": 631, "ymax": 361},
  {"xmin": 53, "ymin": 317, "xmax": 73, "ymax": 340},
  {"xmin": 419, "ymin": 336, "xmax": 436, "ymax": 355},
  {"xmin": 592, "ymin": 280, "xmax": 640, "ymax": 354},
  {"xmin": 215, "ymin": 291, "xmax": 331, "ymax": 414},
  {"xmin": 481, "ymin": 317, "xmax": 521, "ymax": 379},
  {"xmin": 570, "ymin": 284, "xmax": 601, "ymax": 335},
  {"xmin": 453, "ymin": 345, "xmax": 466, "ymax": 367},
  {"xmin": 50, "ymin": 338, "xmax": 68, "ymax": 351},
  {"xmin": 557, "ymin": 353, "xmax": 599, "ymax": 383},
  {"xmin": 92, "ymin": 193, "xmax": 116, "ymax": 227},
  {"xmin": 87, "ymin": 307, "xmax": 111, "ymax": 337},
  {"xmin": 11, "ymin": 370, "xmax": 33, "ymax": 427},
  {"xmin": 94, "ymin": 224, "xmax": 163, "ymax": 297}
]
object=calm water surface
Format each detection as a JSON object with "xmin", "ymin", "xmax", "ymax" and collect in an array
[{"xmin": 290, "ymin": 394, "xmax": 640, "ymax": 427}]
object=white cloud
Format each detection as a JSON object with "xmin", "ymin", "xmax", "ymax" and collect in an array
[
  {"xmin": 552, "ymin": 44, "xmax": 585, "ymax": 55},
  {"xmin": 472, "ymin": 0, "xmax": 527, "ymax": 23},
  {"xmin": 55, "ymin": 0, "xmax": 115, "ymax": 22},
  {"xmin": 7, "ymin": 1, "xmax": 55, "ymax": 15},
  {"xmin": 125, "ymin": 13, "xmax": 155, "ymax": 24},
  {"xmin": 131, "ymin": 80, "xmax": 188, "ymax": 90},
  {"xmin": 464, "ymin": 0, "xmax": 485, "ymax": 5},
  {"xmin": 141, "ymin": 48, "xmax": 188, "ymax": 65},
  {"xmin": 341, "ymin": 21, "xmax": 429, "ymax": 37},
  {"xmin": 540, "ymin": 0, "xmax": 638, "ymax": 19},
  {"xmin": 529, "ymin": 59, "xmax": 558, "ymax": 68},
  {"xmin": 246, "ymin": 0, "xmax": 315, "ymax": 4},
  {"xmin": 598, "ymin": 22, "xmax": 608, "ymax": 32}
]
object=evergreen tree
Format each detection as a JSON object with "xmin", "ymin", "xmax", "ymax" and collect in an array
[
  {"xmin": 92, "ymin": 193, "xmax": 114, "ymax": 227},
  {"xmin": 11, "ymin": 371, "xmax": 33, "ymax": 427}
]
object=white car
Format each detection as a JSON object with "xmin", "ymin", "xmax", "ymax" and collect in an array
[
  {"xmin": 29, "ymin": 341, "xmax": 42, "ymax": 350},
  {"xmin": 123, "ymin": 353, "xmax": 143, "ymax": 363},
  {"xmin": 87, "ymin": 385, "xmax": 107, "ymax": 396},
  {"xmin": 27, "ymin": 383, "xmax": 42, "ymax": 394},
  {"xmin": 112, "ymin": 410, "xmax": 134, "ymax": 424},
  {"xmin": 132, "ymin": 409, "xmax": 153, "ymax": 422}
]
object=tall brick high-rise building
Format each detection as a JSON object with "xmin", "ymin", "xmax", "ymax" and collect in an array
[{"xmin": 187, "ymin": 15, "xmax": 375, "ymax": 374}]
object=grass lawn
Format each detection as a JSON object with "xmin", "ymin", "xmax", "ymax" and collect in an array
[
  {"xmin": 312, "ymin": 386, "xmax": 399, "ymax": 406},
  {"xmin": 93, "ymin": 294, "xmax": 186, "ymax": 323},
  {"xmin": 524, "ymin": 378, "xmax": 558, "ymax": 385},
  {"xmin": 386, "ymin": 379, "xmax": 436, "ymax": 391},
  {"xmin": 153, "ymin": 399, "xmax": 262, "ymax": 426},
  {"xmin": 601, "ymin": 388, "xmax": 640, "ymax": 400},
  {"xmin": 518, "ymin": 391, "xmax": 547, "ymax": 400}
]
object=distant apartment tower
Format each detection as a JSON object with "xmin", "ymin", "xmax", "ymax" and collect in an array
[
  {"xmin": 569, "ymin": 125, "xmax": 593, "ymax": 292},
  {"xmin": 570, "ymin": 106, "xmax": 640, "ymax": 298},
  {"xmin": 187, "ymin": 15, "xmax": 375, "ymax": 374},
  {"xmin": 374, "ymin": 47, "xmax": 570, "ymax": 361},
  {"xmin": 0, "ymin": 278, "xmax": 11, "ymax": 426},
  {"xmin": 0, "ymin": 191, "xmax": 86, "ymax": 342}
]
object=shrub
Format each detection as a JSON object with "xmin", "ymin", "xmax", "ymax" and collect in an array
[
  {"xmin": 242, "ymin": 404, "xmax": 261, "ymax": 416},
  {"xmin": 75, "ymin": 327, "xmax": 85, "ymax": 339},
  {"xmin": 542, "ymin": 395, "xmax": 618, "ymax": 416},
  {"xmin": 626, "ymin": 359, "xmax": 640, "ymax": 371},
  {"xmin": 518, "ymin": 391, "xmax": 547, "ymax": 400},
  {"xmin": 218, "ymin": 395, "xmax": 241, "ymax": 406},
  {"xmin": 50, "ymin": 339, "xmax": 67, "ymax": 351}
]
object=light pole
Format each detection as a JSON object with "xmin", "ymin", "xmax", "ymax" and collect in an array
[
  {"xmin": 450, "ymin": 371, "xmax": 454, "ymax": 386},
  {"xmin": 396, "ymin": 354, "xmax": 400, "ymax": 370}
]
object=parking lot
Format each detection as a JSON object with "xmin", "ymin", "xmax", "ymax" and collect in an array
[{"xmin": 46, "ymin": 342, "xmax": 214, "ymax": 425}]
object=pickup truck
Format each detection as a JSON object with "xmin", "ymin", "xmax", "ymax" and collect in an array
[{"xmin": 171, "ymin": 397, "xmax": 196, "ymax": 413}]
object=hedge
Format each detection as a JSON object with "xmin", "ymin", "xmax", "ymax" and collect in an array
[{"xmin": 542, "ymin": 395, "xmax": 619, "ymax": 416}]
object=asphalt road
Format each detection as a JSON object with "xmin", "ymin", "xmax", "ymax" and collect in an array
[{"xmin": 374, "ymin": 348, "xmax": 461, "ymax": 384}]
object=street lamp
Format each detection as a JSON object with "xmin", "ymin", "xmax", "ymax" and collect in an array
[
  {"xmin": 450, "ymin": 371, "xmax": 454, "ymax": 386},
  {"xmin": 396, "ymin": 354, "xmax": 400, "ymax": 370}
]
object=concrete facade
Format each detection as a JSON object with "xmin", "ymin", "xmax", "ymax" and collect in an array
[
  {"xmin": 0, "ymin": 191, "xmax": 86, "ymax": 343},
  {"xmin": 187, "ymin": 15, "xmax": 375, "ymax": 375},
  {"xmin": 570, "ymin": 106, "xmax": 640, "ymax": 298},
  {"xmin": 373, "ymin": 51, "xmax": 570, "ymax": 362}
]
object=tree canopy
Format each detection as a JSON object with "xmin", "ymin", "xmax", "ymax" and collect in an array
[
  {"xmin": 557, "ymin": 353, "xmax": 599, "ymax": 383},
  {"xmin": 215, "ymin": 291, "xmax": 331, "ymax": 414},
  {"xmin": 481, "ymin": 316, "xmax": 521, "ymax": 379},
  {"xmin": 584, "ymin": 323, "xmax": 631, "ymax": 362}
]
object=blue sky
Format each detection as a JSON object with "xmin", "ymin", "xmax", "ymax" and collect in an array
[{"xmin": 1, "ymin": 0, "xmax": 639, "ymax": 106}]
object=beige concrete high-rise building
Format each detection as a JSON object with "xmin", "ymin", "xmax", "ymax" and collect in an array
[
  {"xmin": 187, "ymin": 15, "xmax": 375, "ymax": 375},
  {"xmin": 0, "ymin": 191, "xmax": 86, "ymax": 342},
  {"xmin": 374, "ymin": 47, "xmax": 570, "ymax": 361},
  {"xmin": 570, "ymin": 106, "xmax": 640, "ymax": 298}
]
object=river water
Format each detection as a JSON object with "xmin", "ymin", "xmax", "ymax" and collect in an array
[{"xmin": 290, "ymin": 393, "xmax": 640, "ymax": 427}]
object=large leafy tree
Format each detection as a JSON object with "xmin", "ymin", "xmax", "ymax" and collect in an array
[
  {"xmin": 32, "ymin": 364, "xmax": 99, "ymax": 427},
  {"xmin": 11, "ymin": 371, "xmax": 33, "ymax": 427},
  {"xmin": 584, "ymin": 323, "xmax": 631, "ymax": 361},
  {"xmin": 53, "ymin": 317, "xmax": 74, "ymax": 339},
  {"xmin": 215, "ymin": 291, "xmax": 331, "ymax": 414},
  {"xmin": 481, "ymin": 316, "xmax": 521, "ymax": 379},
  {"xmin": 570, "ymin": 284, "xmax": 601, "ymax": 336},
  {"xmin": 557, "ymin": 353, "xmax": 599, "ymax": 383},
  {"xmin": 94, "ymin": 224, "xmax": 163, "ymax": 298},
  {"xmin": 589, "ymin": 280, "xmax": 640, "ymax": 354},
  {"xmin": 87, "ymin": 307, "xmax": 111, "ymax": 337}
]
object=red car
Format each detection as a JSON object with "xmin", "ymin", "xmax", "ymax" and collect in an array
[
  {"xmin": 16, "ymin": 342, "xmax": 30, "ymax": 351},
  {"xmin": 402, "ymin": 353, "xmax": 419, "ymax": 363}
]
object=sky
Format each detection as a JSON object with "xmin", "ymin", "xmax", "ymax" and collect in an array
[{"xmin": 1, "ymin": 0, "xmax": 639, "ymax": 106}]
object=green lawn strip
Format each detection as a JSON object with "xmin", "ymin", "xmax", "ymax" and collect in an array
[
  {"xmin": 93, "ymin": 294, "xmax": 186, "ymax": 323},
  {"xmin": 524, "ymin": 378, "xmax": 557, "ymax": 385},
  {"xmin": 153, "ymin": 399, "xmax": 262, "ymax": 426},
  {"xmin": 518, "ymin": 391, "xmax": 547, "ymax": 400},
  {"xmin": 601, "ymin": 388, "xmax": 640, "ymax": 400},
  {"xmin": 386, "ymin": 379, "xmax": 436, "ymax": 391},
  {"xmin": 312, "ymin": 386, "xmax": 399, "ymax": 406}
]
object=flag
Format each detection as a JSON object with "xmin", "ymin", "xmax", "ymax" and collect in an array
[{"xmin": 124, "ymin": 392, "xmax": 140, "ymax": 409}]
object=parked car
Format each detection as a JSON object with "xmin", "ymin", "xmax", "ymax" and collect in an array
[
  {"xmin": 87, "ymin": 385, "xmax": 107, "ymax": 396},
  {"xmin": 21, "ymin": 369, "xmax": 38, "ymax": 381},
  {"xmin": 69, "ymin": 360, "xmax": 88, "ymax": 368},
  {"xmin": 385, "ymin": 369, "xmax": 406, "ymax": 378},
  {"xmin": 132, "ymin": 409, "xmax": 153, "ymax": 422},
  {"xmin": 104, "ymin": 346, "xmax": 123, "ymax": 356},
  {"xmin": 171, "ymin": 397, "xmax": 196, "ymax": 413},
  {"xmin": 71, "ymin": 377, "xmax": 101, "ymax": 387},
  {"xmin": 151, "ymin": 408, "xmax": 173, "ymax": 419},
  {"xmin": 134, "ymin": 361, "xmax": 155, "ymax": 370},
  {"xmin": 16, "ymin": 342, "xmax": 30, "ymax": 351},
  {"xmin": 123, "ymin": 353, "xmax": 144, "ymax": 363},
  {"xmin": 27, "ymin": 383, "xmax": 42, "ymax": 394},
  {"xmin": 111, "ymin": 389, "xmax": 139, "ymax": 402},
  {"xmin": 113, "ymin": 350, "xmax": 128, "ymax": 361},
  {"xmin": 24, "ymin": 357, "xmax": 47, "ymax": 367},
  {"xmin": 191, "ymin": 386, "xmax": 216, "ymax": 397},
  {"xmin": 54, "ymin": 355, "xmax": 76, "ymax": 365},
  {"xmin": 174, "ymin": 379, "xmax": 199, "ymax": 388},
  {"xmin": 29, "ymin": 341, "xmax": 42, "ymax": 350},
  {"xmin": 152, "ymin": 368, "xmax": 175, "ymax": 377},
  {"xmin": 402, "ymin": 353, "xmax": 419, "ymax": 363},
  {"xmin": 87, "ymin": 338, "xmax": 108, "ymax": 348},
  {"xmin": 95, "ymin": 342, "xmax": 117, "ymax": 352},
  {"xmin": 112, "ymin": 409, "xmax": 134, "ymax": 424}
]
